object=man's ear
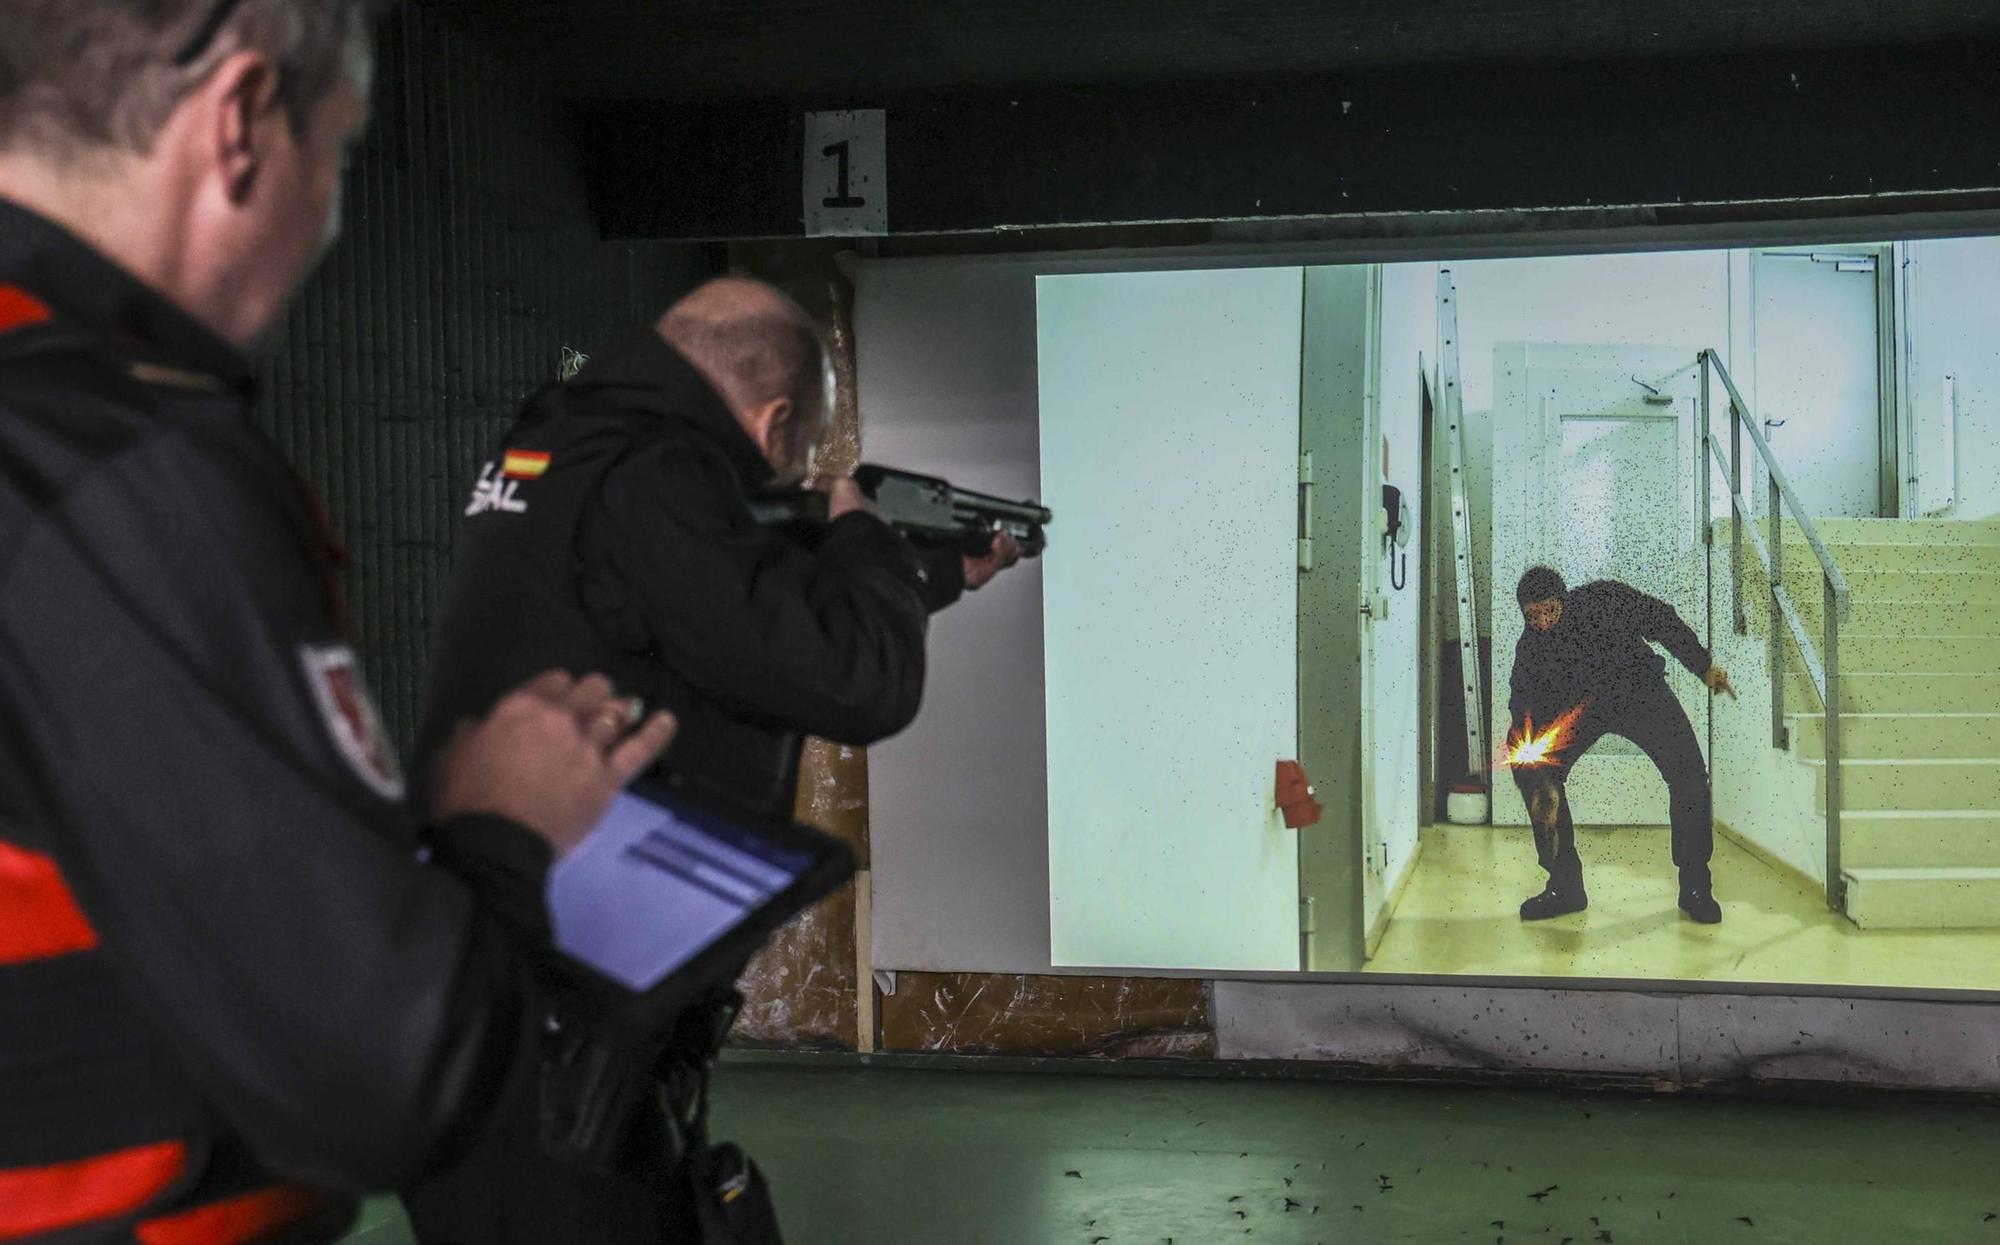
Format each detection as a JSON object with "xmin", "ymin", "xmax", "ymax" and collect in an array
[
  {"xmin": 204, "ymin": 52, "xmax": 286, "ymax": 205},
  {"xmin": 749, "ymin": 396, "xmax": 795, "ymax": 459}
]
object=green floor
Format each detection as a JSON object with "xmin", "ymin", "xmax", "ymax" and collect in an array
[{"xmin": 343, "ymin": 1062, "xmax": 2000, "ymax": 1244}]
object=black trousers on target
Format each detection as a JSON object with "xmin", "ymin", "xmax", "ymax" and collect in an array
[{"xmin": 1511, "ymin": 677, "xmax": 1713, "ymax": 892}]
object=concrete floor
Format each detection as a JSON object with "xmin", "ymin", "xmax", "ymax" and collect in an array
[
  {"xmin": 341, "ymin": 1062, "xmax": 2000, "ymax": 1244},
  {"xmin": 1365, "ymin": 824, "xmax": 2000, "ymax": 990}
]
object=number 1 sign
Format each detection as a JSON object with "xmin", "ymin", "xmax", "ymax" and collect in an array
[{"xmin": 803, "ymin": 110, "xmax": 887, "ymax": 237}]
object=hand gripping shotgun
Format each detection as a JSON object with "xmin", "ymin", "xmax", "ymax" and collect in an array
[{"xmin": 748, "ymin": 464, "xmax": 1053, "ymax": 557}]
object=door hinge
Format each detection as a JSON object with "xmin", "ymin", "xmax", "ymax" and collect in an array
[
  {"xmin": 1297, "ymin": 452, "xmax": 1315, "ymax": 571},
  {"xmin": 1360, "ymin": 585, "xmax": 1389, "ymax": 622},
  {"xmin": 1299, "ymin": 895, "xmax": 1317, "ymax": 936}
]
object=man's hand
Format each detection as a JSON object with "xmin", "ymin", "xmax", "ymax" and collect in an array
[
  {"xmin": 816, "ymin": 475, "xmax": 877, "ymax": 521},
  {"xmin": 963, "ymin": 531, "xmax": 1023, "ymax": 591},
  {"xmin": 432, "ymin": 671, "xmax": 678, "ymax": 856},
  {"xmin": 1704, "ymin": 666, "xmax": 1738, "ymax": 700}
]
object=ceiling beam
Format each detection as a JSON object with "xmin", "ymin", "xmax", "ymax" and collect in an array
[{"xmin": 572, "ymin": 40, "xmax": 2000, "ymax": 242}]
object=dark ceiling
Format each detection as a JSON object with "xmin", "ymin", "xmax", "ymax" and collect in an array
[{"xmin": 432, "ymin": 0, "xmax": 2000, "ymax": 100}]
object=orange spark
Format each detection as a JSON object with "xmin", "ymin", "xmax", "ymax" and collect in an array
[{"xmin": 1501, "ymin": 703, "xmax": 1588, "ymax": 769}]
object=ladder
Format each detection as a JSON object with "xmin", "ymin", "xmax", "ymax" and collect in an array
[{"xmin": 1437, "ymin": 270, "xmax": 1488, "ymax": 783}]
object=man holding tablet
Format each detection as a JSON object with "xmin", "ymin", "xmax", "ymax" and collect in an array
[
  {"xmin": 0, "ymin": 2, "xmax": 677, "ymax": 1241},
  {"xmin": 403, "ymin": 276, "xmax": 1022, "ymax": 1242}
]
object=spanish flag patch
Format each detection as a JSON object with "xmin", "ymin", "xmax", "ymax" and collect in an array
[{"xmin": 501, "ymin": 450, "xmax": 551, "ymax": 479}]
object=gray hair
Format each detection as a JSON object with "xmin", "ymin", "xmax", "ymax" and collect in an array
[{"xmin": 0, "ymin": 0, "xmax": 391, "ymax": 161}]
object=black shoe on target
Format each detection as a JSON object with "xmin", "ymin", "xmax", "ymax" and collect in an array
[
  {"xmin": 1678, "ymin": 889, "xmax": 1722, "ymax": 924},
  {"xmin": 1519, "ymin": 884, "xmax": 1587, "ymax": 921}
]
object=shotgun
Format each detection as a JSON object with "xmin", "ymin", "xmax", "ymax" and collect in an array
[{"xmin": 748, "ymin": 464, "xmax": 1052, "ymax": 557}]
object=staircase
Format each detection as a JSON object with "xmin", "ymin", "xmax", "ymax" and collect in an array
[{"xmin": 1755, "ymin": 517, "xmax": 2000, "ymax": 928}]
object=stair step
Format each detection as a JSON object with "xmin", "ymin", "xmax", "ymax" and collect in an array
[
  {"xmin": 1773, "ymin": 543, "xmax": 2000, "ymax": 573},
  {"xmin": 1841, "ymin": 865, "xmax": 2000, "ymax": 929},
  {"xmin": 1841, "ymin": 810, "xmax": 2000, "ymax": 869},
  {"xmin": 1785, "ymin": 673, "xmax": 2000, "ymax": 714},
  {"xmin": 1811, "ymin": 757, "xmax": 2000, "ymax": 811},
  {"xmin": 1791, "ymin": 713, "xmax": 2000, "ymax": 761},
  {"xmin": 1752, "ymin": 596, "xmax": 2000, "ymax": 637},
  {"xmin": 1781, "ymin": 635, "xmax": 2000, "ymax": 675},
  {"xmin": 1767, "ymin": 517, "xmax": 2000, "ymax": 547},
  {"xmin": 1785, "ymin": 569, "xmax": 2000, "ymax": 605}
]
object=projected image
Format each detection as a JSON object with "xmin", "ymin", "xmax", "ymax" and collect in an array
[{"xmin": 1033, "ymin": 239, "xmax": 2000, "ymax": 993}]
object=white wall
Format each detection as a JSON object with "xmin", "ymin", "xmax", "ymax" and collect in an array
[
  {"xmin": 858, "ymin": 257, "xmax": 1055, "ymax": 974},
  {"xmin": 1434, "ymin": 249, "xmax": 1751, "ymax": 639},
  {"xmin": 864, "ymin": 254, "xmax": 1423, "ymax": 973},
  {"xmin": 1363, "ymin": 263, "xmax": 1435, "ymax": 929},
  {"xmin": 861, "ymin": 252, "xmax": 1372, "ymax": 975},
  {"xmin": 1908, "ymin": 237, "xmax": 2000, "ymax": 519},
  {"xmin": 1704, "ymin": 524, "xmax": 1825, "ymax": 882},
  {"xmin": 1039, "ymin": 268, "xmax": 1305, "ymax": 972}
]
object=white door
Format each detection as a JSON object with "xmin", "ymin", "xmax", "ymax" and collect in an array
[
  {"xmin": 1491, "ymin": 345, "xmax": 1708, "ymax": 828},
  {"xmin": 1751, "ymin": 249, "xmax": 1885, "ymax": 518},
  {"xmin": 1037, "ymin": 267, "xmax": 1304, "ymax": 971}
]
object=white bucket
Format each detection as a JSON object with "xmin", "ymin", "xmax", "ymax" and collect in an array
[{"xmin": 1445, "ymin": 787, "xmax": 1490, "ymax": 825}]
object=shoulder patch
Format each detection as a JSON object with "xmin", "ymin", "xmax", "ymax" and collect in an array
[{"xmin": 299, "ymin": 644, "xmax": 406, "ymax": 801}]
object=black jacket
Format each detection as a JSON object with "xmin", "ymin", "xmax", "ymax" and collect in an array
[
  {"xmin": 0, "ymin": 202, "xmax": 579, "ymax": 1240},
  {"xmin": 414, "ymin": 329, "xmax": 960, "ymax": 817},
  {"xmin": 1509, "ymin": 579, "xmax": 1711, "ymax": 726}
]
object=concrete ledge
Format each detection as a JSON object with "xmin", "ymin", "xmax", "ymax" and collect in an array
[
  {"xmin": 722, "ymin": 1032, "xmax": 2000, "ymax": 1103},
  {"xmin": 1213, "ymin": 980, "xmax": 2000, "ymax": 1093}
]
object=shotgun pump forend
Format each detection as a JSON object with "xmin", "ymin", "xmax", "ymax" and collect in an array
[{"xmin": 748, "ymin": 464, "xmax": 1053, "ymax": 557}]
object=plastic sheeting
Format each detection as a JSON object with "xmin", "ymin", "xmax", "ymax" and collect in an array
[{"xmin": 733, "ymin": 738, "xmax": 868, "ymax": 1047}]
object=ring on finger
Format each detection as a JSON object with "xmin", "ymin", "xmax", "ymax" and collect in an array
[{"xmin": 595, "ymin": 696, "xmax": 645, "ymax": 736}]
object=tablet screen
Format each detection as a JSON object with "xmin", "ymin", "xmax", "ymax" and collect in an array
[{"xmin": 547, "ymin": 787, "xmax": 819, "ymax": 991}]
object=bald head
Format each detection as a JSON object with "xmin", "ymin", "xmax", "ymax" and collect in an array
[{"xmin": 656, "ymin": 277, "xmax": 832, "ymax": 484}]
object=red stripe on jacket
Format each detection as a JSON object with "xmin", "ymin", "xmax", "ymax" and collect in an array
[
  {"xmin": 0, "ymin": 285, "xmax": 52, "ymax": 334},
  {"xmin": 0, "ymin": 1140, "xmax": 186, "ymax": 1240},
  {"xmin": 0, "ymin": 841, "xmax": 98, "ymax": 963},
  {"xmin": 136, "ymin": 1184, "xmax": 323, "ymax": 1245}
]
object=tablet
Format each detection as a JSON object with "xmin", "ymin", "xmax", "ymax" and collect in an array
[{"xmin": 546, "ymin": 779, "xmax": 855, "ymax": 1000}]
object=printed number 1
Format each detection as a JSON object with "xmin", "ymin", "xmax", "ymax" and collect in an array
[{"xmin": 822, "ymin": 140, "xmax": 867, "ymax": 208}]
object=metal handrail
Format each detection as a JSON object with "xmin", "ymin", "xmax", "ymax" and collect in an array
[
  {"xmin": 1698, "ymin": 349, "xmax": 1849, "ymax": 913},
  {"xmin": 1703, "ymin": 350, "xmax": 1852, "ymax": 619}
]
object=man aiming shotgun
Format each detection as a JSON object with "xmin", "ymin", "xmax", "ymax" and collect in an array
[
  {"xmin": 1507, "ymin": 566, "xmax": 1736, "ymax": 924},
  {"xmin": 407, "ymin": 276, "xmax": 1029, "ymax": 1243}
]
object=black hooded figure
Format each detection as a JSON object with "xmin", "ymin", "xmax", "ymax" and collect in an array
[{"xmin": 1507, "ymin": 566, "xmax": 1734, "ymax": 924}]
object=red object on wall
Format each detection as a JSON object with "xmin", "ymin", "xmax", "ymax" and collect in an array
[{"xmin": 1274, "ymin": 760, "xmax": 1323, "ymax": 829}]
